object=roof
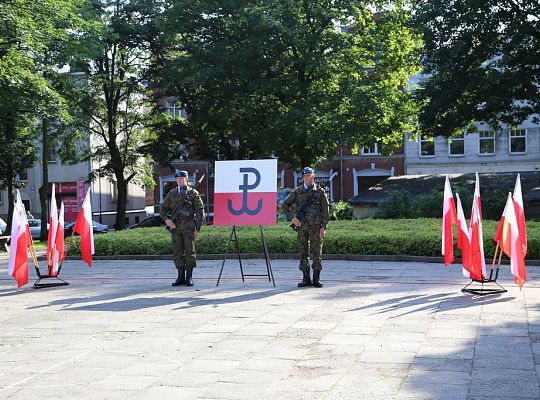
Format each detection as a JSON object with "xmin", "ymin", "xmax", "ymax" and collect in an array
[{"xmin": 348, "ymin": 172, "xmax": 540, "ymax": 206}]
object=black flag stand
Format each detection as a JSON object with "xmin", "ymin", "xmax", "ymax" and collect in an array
[
  {"xmin": 216, "ymin": 225, "xmax": 275, "ymax": 287},
  {"xmin": 461, "ymin": 245, "xmax": 506, "ymax": 296},
  {"xmin": 32, "ymin": 235, "xmax": 76, "ymax": 289}
]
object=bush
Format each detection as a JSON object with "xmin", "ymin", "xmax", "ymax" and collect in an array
[
  {"xmin": 329, "ymin": 201, "xmax": 353, "ymax": 220},
  {"xmin": 412, "ymin": 189, "xmax": 443, "ymax": 218},
  {"xmin": 67, "ymin": 219, "xmax": 540, "ymax": 260},
  {"xmin": 376, "ymin": 189, "xmax": 413, "ymax": 218}
]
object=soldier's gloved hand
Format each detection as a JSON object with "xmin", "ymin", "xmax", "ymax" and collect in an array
[
  {"xmin": 165, "ymin": 219, "xmax": 176, "ymax": 230},
  {"xmin": 291, "ymin": 217, "xmax": 302, "ymax": 227},
  {"xmin": 319, "ymin": 227, "xmax": 327, "ymax": 239}
]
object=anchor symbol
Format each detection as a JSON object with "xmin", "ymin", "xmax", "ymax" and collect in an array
[{"xmin": 228, "ymin": 167, "xmax": 263, "ymax": 216}]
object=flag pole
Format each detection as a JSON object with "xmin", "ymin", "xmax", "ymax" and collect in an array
[
  {"xmin": 488, "ymin": 244, "xmax": 500, "ymax": 281},
  {"xmin": 56, "ymin": 231, "xmax": 76, "ymax": 275},
  {"xmin": 28, "ymin": 241, "xmax": 41, "ymax": 275},
  {"xmin": 494, "ymin": 243, "xmax": 504, "ymax": 281}
]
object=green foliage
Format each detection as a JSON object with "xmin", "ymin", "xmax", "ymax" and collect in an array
[
  {"xmin": 412, "ymin": 0, "xmax": 540, "ymax": 135},
  {"xmin": 68, "ymin": 219, "xmax": 540, "ymax": 260},
  {"xmin": 412, "ymin": 189, "xmax": 442, "ymax": 218},
  {"xmin": 376, "ymin": 189, "xmax": 413, "ymax": 218},
  {"xmin": 154, "ymin": 0, "xmax": 422, "ymax": 168},
  {"xmin": 329, "ymin": 201, "xmax": 354, "ymax": 220}
]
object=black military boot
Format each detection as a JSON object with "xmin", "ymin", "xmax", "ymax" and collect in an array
[
  {"xmin": 172, "ymin": 268, "xmax": 186, "ymax": 287},
  {"xmin": 185, "ymin": 269, "xmax": 194, "ymax": 286},
  {"xmin": 298, "ymin": 270, "xmax": 312, "ymax": 287},
  {"xmin": 313, "ymin": 270, "xmax": 323, "ymax": 288}
]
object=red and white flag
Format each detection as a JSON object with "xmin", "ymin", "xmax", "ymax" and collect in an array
[
  {"xmin": 500, "ymin": 193, "xmax": 526, "ymax": 288},
  {"xmin": 47, "ymin": 183, "xmax": 60, "ymax": 276},
  {"xmin": 55, "ymin": 202, "xmax": 65, "ymax": 265},
  {"xmin": 513, "ymin": 173, "xmax": 527, "ymax": 257},
  {"xmin": 73, "ymin": 188, "xmax": 94, "ymax": 267},
  {"xmin": 493, "ymin": 198, "xmax": 508, "ymax": 247},
  {"xmin": 441, "ymin": 175, "xmax": 457, "ymax": 266},
  {"xmin": 455, "ymin": 193, "xmax": 472, "ymax": 278},
  {"xmin": 469, "ymin": 173, "xmax": 486, "ymax": 279},
  {"xmin": 8, "ymin": 191, "xmax": 32, "ymax": 287}
]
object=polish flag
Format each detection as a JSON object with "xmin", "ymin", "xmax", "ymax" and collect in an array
[
  {"xmin": 455, "ymin": 193, "xmax": 472, "ymax": 278},
  {"xmin": 73, "ymin": 188, "xmax": 94, "ymax": 267},
  {"xmin": 493, "ymin": 197, "xmax": 508, "ymax": 247},
  {"xmin": 441, "ymin": 175, "xmax": 457, "ymax": 266},
  {"xmin": 47, "ymin": 183, "xmax": 59, "ymax": 276},
  {"xmin": 513, "ymin": 173, "xmax": 527, "ymax": 256},
  {"xmin": 8, "ymin": 191, "xmax": 31, "ymax": 287},
  {"xmin": 55, "ymin": 202, "xmax": 65, "ymax": 266},
  {"xmin": 500, "ymin": 193, "xmax": 526, "ymax": 288},
  {"xmin": 469, "ymin": 173, "xmax": 486, "ymax": 279}
]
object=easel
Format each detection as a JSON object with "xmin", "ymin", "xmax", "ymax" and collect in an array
[
  {"xmin": 216, "ymin": 225, "xmax": 275, "ymax": 287},
  {"xmin": 461, "ymin": 244, "xmax": 507, "ymax": 295},
  {"xmin": 33, "ymin": 233, "xmax": 75, "ymax": 289}
]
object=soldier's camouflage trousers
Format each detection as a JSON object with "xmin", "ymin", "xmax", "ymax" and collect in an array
[
  {"xmin": 171, "ymin": 229, "xmax": 196, "ymax": 271},
  {"xmin": 297, "ymin": 224, "xmax": 323, "ymax": 271}
]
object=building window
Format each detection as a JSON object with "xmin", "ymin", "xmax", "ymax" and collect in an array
[
  {"xmin": 165, "ymin": 99, "xmax": 187, "ymax": 119},
  {"xmin": 419, "ymin": 135, "xmax": 435, "ymax": 157},
  {"xmin": 47, "ymin": 148, "xmax": 57, "ymax": 163},
  {"xmin": 362, "ymin": 142, "xmax": 382, "ymax": 155},
  {"xmin": 448, "ymin": 133, "xmax": 465, "ymax": 156},
  {"xmin": 16, "ymin": 169, "xmax": 28, "ymax": 182},
  {"xmin": 0, "ymin": 190, "xmax": 3, "ymax": 205},
  {"xmin": 478, "ymin": 130, "xmax": 495, "ymax": 155},
  {"xmin": 509, "ymin": 129, "xmax": 526, "ymax": 154}
]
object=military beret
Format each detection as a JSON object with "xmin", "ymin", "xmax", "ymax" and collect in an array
[
  {"xmin": 302, "ymin": 167, "xmax": 314, "ymax": 175},
  {"xmin": 174, "ymin": 170, "xmax": 188, "ymax": 178}
]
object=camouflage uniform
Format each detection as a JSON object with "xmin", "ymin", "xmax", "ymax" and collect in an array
[
  {"xmin": 160, "ymin": 185, "xmax": 204, "ymax": 273},
  {"xmin": 282, "ymin": 183, "xmax": 329, "ymax": 271}
]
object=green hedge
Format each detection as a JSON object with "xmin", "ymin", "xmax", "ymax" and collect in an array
[{"xmin": 68, "ymin": 219, "xmax": 540, "ymax": 259}]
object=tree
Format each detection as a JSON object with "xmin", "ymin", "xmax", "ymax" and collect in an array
[
  {"xmin": 59, "ymin": 0, "xmax": 164, "ymax": 230},
  {"xmin": 412, "ymin": 0, "xmax": 540, "ymax": 136},
  {"xmin": 153, "ymin": 0, "xmax": 421, "ymax": 168},
  {"xmin": 0, "ymin": 0, "xmax": 82, "ymax": 233}
]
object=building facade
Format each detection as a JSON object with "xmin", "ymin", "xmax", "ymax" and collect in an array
[{"xmin": 0, "ymin": 145, "xmax": 147, "ymax": 229}]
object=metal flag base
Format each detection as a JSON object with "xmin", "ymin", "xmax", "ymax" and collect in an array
[
  {"xmin": 216, "ymin": 225, "xmax": 275, "ymax": 287},
  {"xmin": 34, "ymin": 275, "xmax": 69, "ymax": 289},
  {"xmin": 461, "ymin": 279, "xmax": 506, "ymax": 296}
]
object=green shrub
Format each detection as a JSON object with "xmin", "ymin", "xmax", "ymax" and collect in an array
[
  {"xmin": 67, "ymin": 219, "xmax": 540, "ymax": 260},
  {"xmin": 329, "ymin": 201, "xmax": 353, "ymax": 220},
  {"xmin": 412, "ymin": 189, "xmax": 443, "ymax": 218},
  {"xmin": 376, "ymin": 189, "xmax": 413, "ymax": 218}
]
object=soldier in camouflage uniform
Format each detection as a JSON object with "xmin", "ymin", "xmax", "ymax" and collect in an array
[
  {"xmin": 160, "ymin": 170, "xmax": 204, "ymax": 287},
  {"xmin": 282, "ymin": 167, "xmax": 330, "ymax": 288}
]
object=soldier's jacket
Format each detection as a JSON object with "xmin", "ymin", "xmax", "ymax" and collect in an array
[
  {"xmin": 160, "ymin": 185, "xmax": 204, "ymax": 231},
  {"xmin": 282, "ymin": 183, "xmax": 329, "ymax": 228}
]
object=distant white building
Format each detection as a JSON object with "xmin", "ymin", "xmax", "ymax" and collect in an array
[
  {"xmin": 0, "ymin": 142, "xmax": 147, "ymax": 228},
  {"xmin": 405, "ymin": 118, "xmax": 540, "ymax": 174}
]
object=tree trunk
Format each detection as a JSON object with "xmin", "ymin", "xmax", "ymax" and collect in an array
[
  {"xmin": 115, "ymin": 174, "xmax": 128, "ymax": 231},
  {"xmin": 39, "ymin": 118, "xmax": 49, "ymax": 240},
  {"xmin": 5, "ymin": 112, "xmax": 16, "ymax": 235}
]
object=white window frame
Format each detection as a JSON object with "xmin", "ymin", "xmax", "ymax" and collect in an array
[
  {"xmin": 448, "ymin": 132, "xmax": 465, "ymax": 157},
  {"xmin": 47, "ymin": 147, "xmax": 58, "ymax": 163},
  {"xmin": 509, "ymin": 128, "xmax": 527, "ymax": 154},
  {"xmin": 165, "ymin": 99, "xmax": 187, "ymax": 119},
  {"xmin": 361, "ymin": 142, "xmax": 382, "ymax": 155},
  {"xmin": 419, "ymin": 135, "xmax": 435, "ymax": 157},
  {"xmin": 478, "ymin": 130, "xmax": 495, "ymax": 155}
]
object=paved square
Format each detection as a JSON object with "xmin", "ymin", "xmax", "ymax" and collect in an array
[{"xmin": 0, "ymin": 256, "xmax": 538, "ymax": 399}]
